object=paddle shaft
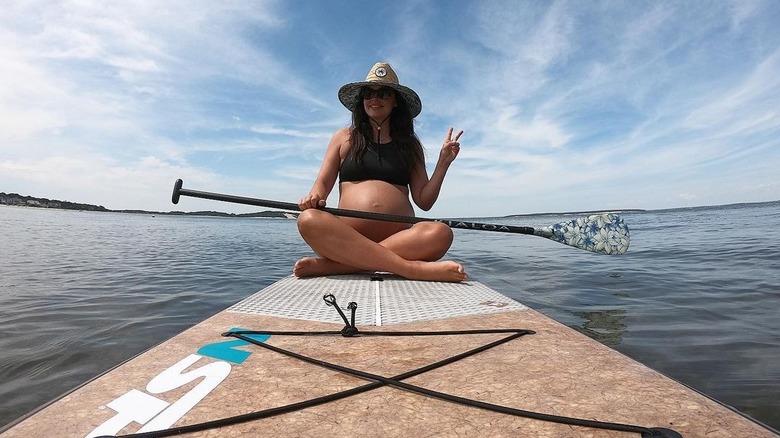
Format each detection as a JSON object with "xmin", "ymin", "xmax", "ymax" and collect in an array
[{"xmin": 172, "ymin": 179, "xmax": 535, "ymax": 235}]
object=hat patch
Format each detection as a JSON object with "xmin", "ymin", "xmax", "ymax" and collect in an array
[{"xmin": 338, "ymin": 62, "xmax": 422, "ymax": 118}]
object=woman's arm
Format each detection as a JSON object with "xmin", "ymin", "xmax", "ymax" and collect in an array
[
  {"xmin": 298, "ymin": 128, "xmax": 351, "ymax": 210},
  {"xmin": 409, "ymin": 128, "xmax": 463, "ymax": 211}
]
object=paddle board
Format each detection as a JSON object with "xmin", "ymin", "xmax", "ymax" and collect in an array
[{"xmin": 1, "ymin": 274, "xmax": 777, "ymax": 437}]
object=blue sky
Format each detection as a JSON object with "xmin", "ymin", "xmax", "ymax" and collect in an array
[{"xmin": 2, "ymin": 0, "xmax": 778, "ymax": 217}]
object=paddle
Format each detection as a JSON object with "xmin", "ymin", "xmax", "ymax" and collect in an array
[{"xmin": 171, "ymin": 179, "xmax": 630, "ymax": 255}]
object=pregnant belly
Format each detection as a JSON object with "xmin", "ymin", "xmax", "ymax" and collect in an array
[
  {"xmin": 339, "ymin": 181, "xmax": 413, "ymax": 214},
  {"xmin": 338, "ymin": 181, "xmax": 414, "ymax": 241}
]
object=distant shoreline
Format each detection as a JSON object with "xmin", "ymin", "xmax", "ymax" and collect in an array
[
  {"xmin": 499, "ymin": 209, "xmax": 646, "ymax": 218},
  {"xmin": 0, "ymin": 192, "xmax": 296, "ymax": 219},
  {"xmin": 3, "ymin": 191, "xmax": 777, "ymax": 219},
  {"xmin": 0, "ymin": 191, "xmax": 644, "ymax": 219}
]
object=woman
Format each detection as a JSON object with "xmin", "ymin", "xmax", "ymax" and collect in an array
[{"xmin": 294, "ymin": 62, "xmax": 466, "ymax": 282}]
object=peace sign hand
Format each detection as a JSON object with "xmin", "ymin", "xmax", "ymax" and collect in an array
[{"xmin": 439, "ymin": 127, "xmax": 463, "ymax": 165}]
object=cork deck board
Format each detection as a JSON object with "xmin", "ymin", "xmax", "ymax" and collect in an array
[{"xmin": 1, "ymin": 274, "xmax": 777, "ymax": 438}]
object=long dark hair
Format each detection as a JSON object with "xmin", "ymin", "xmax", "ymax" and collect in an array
[{"xmin": 348, "ymin": 90, "xmax": 424, "ymax": 172}]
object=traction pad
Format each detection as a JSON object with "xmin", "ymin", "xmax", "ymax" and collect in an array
[{"xmin": 227, "ymin": 274, "xmax": 526, "ymax": 326}]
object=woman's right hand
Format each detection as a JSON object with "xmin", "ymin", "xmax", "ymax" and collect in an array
[{"xmin": 298, "ymin": 193, "xmax": 326, "ymax": 210}]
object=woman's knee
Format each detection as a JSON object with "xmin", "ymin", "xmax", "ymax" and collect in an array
[
  {"xmin": 426, "ymin": 221, "xmax": 454, "ymax": 243},
  {"xmin": 416, "ymin": 222, "xmax": 453, "ymax": 258},
  {"xmin": 296, "ymin": 209, "xmax": 326, "ymax": 235}
]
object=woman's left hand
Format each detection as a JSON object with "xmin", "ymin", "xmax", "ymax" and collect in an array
[{"xmin": 439, "ymin": 127, "xmax": 463, "ymax": 165}]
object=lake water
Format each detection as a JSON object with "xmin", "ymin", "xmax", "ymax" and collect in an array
[{"xmin": 1, "ymin": 202, "xmax": 778, "ymax": 432}]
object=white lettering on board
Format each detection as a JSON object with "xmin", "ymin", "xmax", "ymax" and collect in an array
[
  {"xmin": 138, "ymin": 354, "xmax": 231, "ymax": 432},
  {"xmin": 85, "ymin": 354, "xmax": 231, "ymax": 437},
  {"xmin": 85, "ymin": 389, "xmax": 169, "ymax": 438}
]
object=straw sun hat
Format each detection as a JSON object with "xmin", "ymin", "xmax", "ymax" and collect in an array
[{"xmin": 338, "ymin": 62, "xmax": 422, "ymax": 118}]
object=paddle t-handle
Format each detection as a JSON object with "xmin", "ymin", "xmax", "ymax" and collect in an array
[{"xmin": 171, "ymin": 179, "xmax": 629, "ymax": 255}]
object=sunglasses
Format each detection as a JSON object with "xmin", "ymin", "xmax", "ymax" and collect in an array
[{"xmin": 360, "ymin": 87, "xmax": 395, "ymax": 100}]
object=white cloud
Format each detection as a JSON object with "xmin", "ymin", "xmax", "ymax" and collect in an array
[{"xmin": 684, "ymin": 48, "xmax": 780, "ymax": 134}]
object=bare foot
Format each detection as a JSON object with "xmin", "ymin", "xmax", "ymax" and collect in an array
[
  {"xmin": 293, "ymin": 257, "xmax": 466, "ymax": 283},
  {"xmin": 402, "ymin": 260, "xmax": 467, "ymax": 282},
  {"xmin": 293, "ymin": 257, "xmax": 362, "ymax": 278}
]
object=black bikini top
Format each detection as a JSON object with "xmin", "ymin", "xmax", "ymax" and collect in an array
[{"xmin": 339, "ymin": 141, "xmax": 411, "ymax": 186}]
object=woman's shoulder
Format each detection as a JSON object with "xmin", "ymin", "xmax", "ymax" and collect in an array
[
  {"xmin": 327, "ymin": 127, "xmax": 351, "ymax": 145},
  {"xmin": 336, "ymin": 126, "xmax": 352, "ymax": 139},
  {"xmin": 326, "ymin": 127, "xmax": 352, "ymax": 158}
]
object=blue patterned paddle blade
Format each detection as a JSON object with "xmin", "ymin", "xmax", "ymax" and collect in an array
[{"xmin": 534, "ymin": 213, "xmax": 630, "ymax": 255}]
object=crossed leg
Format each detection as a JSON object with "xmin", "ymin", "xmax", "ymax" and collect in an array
[{"xmin": 293, "ymin": 209, "xmax": 466, "ymax": 282}]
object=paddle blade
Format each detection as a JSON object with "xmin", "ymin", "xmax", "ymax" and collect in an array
[{"xmin": 535, "ymin": 213, "xmax": 630, "ymax": 255}]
